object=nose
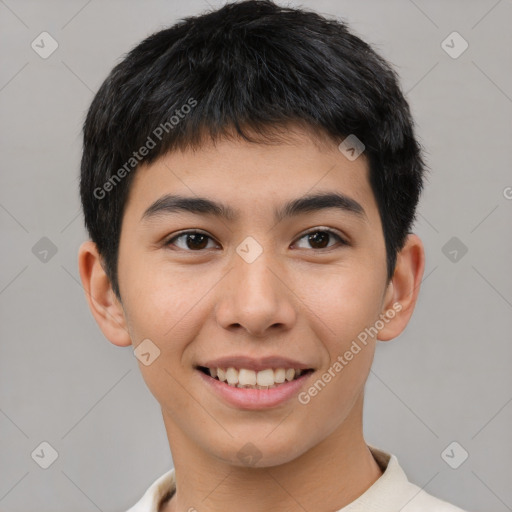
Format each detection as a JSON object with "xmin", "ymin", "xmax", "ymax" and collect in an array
[{"xmin": 214, "ymin": 250, "xmax": 297, "ymax": 337}]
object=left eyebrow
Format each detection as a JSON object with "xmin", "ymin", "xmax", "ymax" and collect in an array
[
  {"xmin": 275, "ymin": 191, "xmax": 367, "ymax": 223},
  {"xmin": 140, "ymin": 191, "xmax": 367, "ymax": 224}
]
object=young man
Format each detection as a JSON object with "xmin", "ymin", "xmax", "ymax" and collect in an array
[{"xmin": 77, "ymin": 1, "xmax": 467, "ymax": 510}]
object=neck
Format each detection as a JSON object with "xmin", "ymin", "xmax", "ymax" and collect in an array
[{"xmin": 160, "ymin": 394, "xmax": 382, "ymax": 512}]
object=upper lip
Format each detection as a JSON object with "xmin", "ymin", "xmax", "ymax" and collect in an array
[{"xmin": 197, "ymin": 355, "xmax": 313, "ymax": 372}]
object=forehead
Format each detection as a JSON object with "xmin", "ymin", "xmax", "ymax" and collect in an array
[{"xmin": 122, "ymin": 128, "xmax": 377, "ymax": 226}]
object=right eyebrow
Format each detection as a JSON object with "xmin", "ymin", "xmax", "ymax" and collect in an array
[{"xmin": 141, "ymin": 194, "xmax": 238, "ymax": 223}]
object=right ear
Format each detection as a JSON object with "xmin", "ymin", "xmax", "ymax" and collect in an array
[{"xmin": 77, "ymin": 240, "xmax": 132, "ymax": 347}]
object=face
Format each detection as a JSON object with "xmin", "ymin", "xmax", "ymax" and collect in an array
[{"xmin": 112, "ymin": 127, "xmax": 398, "ymax": 467}]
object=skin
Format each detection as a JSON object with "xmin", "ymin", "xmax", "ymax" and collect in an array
[{"xmin": 78, "ymin": 125, "xmax": 424, "ymax": 512}]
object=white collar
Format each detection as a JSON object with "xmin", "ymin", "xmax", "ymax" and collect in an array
[{"xmin": 126, "ymin": 445, "xmax": 465, "ymax": 512}]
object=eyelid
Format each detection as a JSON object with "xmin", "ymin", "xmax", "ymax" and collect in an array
[
  {"xmin": 292, "ymin": 226, "xmax": 349, "ymax": 248},
  {"xmin": 164, "ymin": 229, "xmax": 220, "ymax": 249}
]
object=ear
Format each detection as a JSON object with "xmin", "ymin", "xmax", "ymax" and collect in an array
[
  {"xmin": 377, "ymin": 233, "xmax": 425, "ymax": 341},
  {"xmin": 77, "ymin": 240, "xmax": 132, "ymax": 347}
]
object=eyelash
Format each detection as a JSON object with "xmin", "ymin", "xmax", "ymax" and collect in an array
[{"xmin": 164, "ymin": 228, "xmax": 348, "ymax": 252}]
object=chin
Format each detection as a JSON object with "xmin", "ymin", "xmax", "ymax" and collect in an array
[{"xmin": 208, "ymin": 434, "xmax": 311, "ymax": 469}]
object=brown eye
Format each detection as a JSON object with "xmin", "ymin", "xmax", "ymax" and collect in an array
[
  {"xmin": 165, "ymin": 231, "xmax": 218, "ymax": 251},
  {"xmin": 307, "ymin": 231, "xmax": 330, "ymax": 249},
  {"xmin": 293, "ymin": 229, "xmax": 346, "ymax": 250}
]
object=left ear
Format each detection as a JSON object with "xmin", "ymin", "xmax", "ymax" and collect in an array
[{"xmin": 377, "ymin": 233, "xmax": 425, "ymax": 341}]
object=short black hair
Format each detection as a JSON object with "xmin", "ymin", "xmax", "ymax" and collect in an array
[{"xmin": 80, "ymin": 0, "xmax": 426, "ymax": 301}]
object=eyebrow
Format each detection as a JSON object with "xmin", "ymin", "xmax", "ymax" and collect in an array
[{"xmin": 140, "ymin": 191, "xmax": 366, "ymax": 224}]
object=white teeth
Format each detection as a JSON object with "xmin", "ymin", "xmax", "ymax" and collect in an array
[
  {"xmin": 256, "ymin": 368, "xmax": 275, "ymax": 387},
  {"xmin": 285, "ymin": 368, "xmax": 296, "ymax": 381},
  {"xmin": 204, "ymin": 366, "xmax": 308, "ymax": 388},
  {"xmin": 274, "ymin": 368, "xmax": 286, "ymax": 383},
  {"xmin": 238, "ymin": 369, "xmax": 257, "ymax": 386},
  {"xmin": 226, "ymin": 367, "xmax": 239, "ymax": 385}
]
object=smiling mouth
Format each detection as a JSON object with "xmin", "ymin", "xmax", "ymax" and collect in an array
[{"xmin": 196, "ymin": 366, "xmax": 314, "ymax": 389}]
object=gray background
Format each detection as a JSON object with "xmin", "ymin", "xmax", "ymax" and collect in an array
[{"xmin": 1, "ymin": 0, "xmax": 511, "ymax": 511}]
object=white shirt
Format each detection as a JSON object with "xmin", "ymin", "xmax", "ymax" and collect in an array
[{"xmin": 127, "ymin": 446, "xmax": 468, "ymax": 511}]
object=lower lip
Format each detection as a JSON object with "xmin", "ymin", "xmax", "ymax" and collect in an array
[{"xmin": 196, "ymin": 370, "xmax": 313, "ymax": 410}]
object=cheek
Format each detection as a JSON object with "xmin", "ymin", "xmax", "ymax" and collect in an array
[
  {"xmin": 292, "ymin": 265, "xmax": 383, "ymax": 411},
  {"xmin": 299, "ymin": 263, "xmax": 385, "ymax": 347},
  {"xmin": 295, "ymin": 269, "xmax": 381, "ymax": 430},
  {"xmin": 119, "ymin": 260, "xmax": 218, "ymax": 398},
  {"xmin": 120, "ymin": 254, "xmax": 199, "ymax": 341},
  {"xmin": 121, "ymin": 269, "xmax": 202, "ymax": 417}
]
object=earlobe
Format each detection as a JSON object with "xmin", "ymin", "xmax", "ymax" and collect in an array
[
  {"xmin": 377, "ymin": 234, "xmax": 425, "ymax": 342},
  {"xmin": 77, "ymin": 240, "xmax": 132, "ymax": 347}
]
